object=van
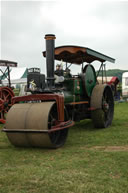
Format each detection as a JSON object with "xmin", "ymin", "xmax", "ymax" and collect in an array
[{"xmin": 122, "ymin": 72, "xmax": 128, "ymax": 99}]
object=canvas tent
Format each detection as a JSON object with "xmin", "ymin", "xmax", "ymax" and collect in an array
[{"xmin": 0, "ymin": 67, "xmax": 27, "ymax": 86}]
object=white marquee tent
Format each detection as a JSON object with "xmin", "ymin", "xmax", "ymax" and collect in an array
[{"xmin": 0, "ymin": 67, "xmax": 27, "ymax": 86}]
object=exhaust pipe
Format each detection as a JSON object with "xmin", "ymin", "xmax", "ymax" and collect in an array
[{"xmin": 44, "ymin": 34, "xmax": 56, "ymax": 88}]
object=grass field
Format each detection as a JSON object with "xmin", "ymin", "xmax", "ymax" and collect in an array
[{"xmin": 0, "ymin": 102, "xmax": 128, "ymax": 193}]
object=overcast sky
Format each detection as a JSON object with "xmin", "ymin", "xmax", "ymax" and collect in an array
[{"xmin": 1, "ymin": 0, "xmax": 128, "ymax": 74}]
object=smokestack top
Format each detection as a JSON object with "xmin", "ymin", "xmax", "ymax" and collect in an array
[{"xmin": 44, "ymin": 34, "xmax": 56, "ymax": 40}]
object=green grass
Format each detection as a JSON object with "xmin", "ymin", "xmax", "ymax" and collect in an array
[{"xmin": 0, "ymin": 102, "xmax": 128, "ymax": 193}]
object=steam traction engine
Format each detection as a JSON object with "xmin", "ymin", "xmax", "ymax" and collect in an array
[
  {"xmin": 0, "ymin": 60, "xmax": 17, "ymax": 123},
  {"xmin": 3, "ymin": 34, "xmax": 115, "ymax": 148}
]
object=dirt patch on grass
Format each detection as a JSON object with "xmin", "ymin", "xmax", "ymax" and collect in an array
[{"xmin": 88, "ymin": 146, "xmax": 128, "ymax": 152}]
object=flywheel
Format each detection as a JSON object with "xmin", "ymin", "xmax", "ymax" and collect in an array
[
  {"xmin": 82, "ymin": 64, "xmax": 96, "ymax": 97},
  {"xmin": 0, "ymin": 87, "xmax": 14, "ymax": 124}
]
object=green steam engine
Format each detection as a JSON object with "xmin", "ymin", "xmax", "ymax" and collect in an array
[{"xmin": 3, "ymin": 34, "xmax": 115, "ymax": 148}]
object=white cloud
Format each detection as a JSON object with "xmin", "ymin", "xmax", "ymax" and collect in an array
[{"xmin": 1, "ymin": 0, "xmax": 128, "ymax": 73}]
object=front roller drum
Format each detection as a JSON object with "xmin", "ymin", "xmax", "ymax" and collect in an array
[{"xmin": 5, "ymin": 102, "xmax": 68, "ymax": 148}]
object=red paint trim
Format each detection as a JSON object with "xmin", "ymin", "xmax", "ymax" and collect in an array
[
  {"xmin": 0, "ymin": 119, "xmax": 6, "ymax": 124},
  {"xmin": 2, "ymin": 120, "xmax": 75, "ymax": 133},
  {"xmin": 12, "ymin": 93, "xmax": 64, "ymax": 121},
  {"xmin": 48, "ymin": 120, "xmax": 74, "ymax": 132},
  {"xmin": 108, "ymin": 77, "xmax": 119, "ymax": 85}
]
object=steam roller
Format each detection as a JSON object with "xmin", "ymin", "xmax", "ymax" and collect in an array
[{"xmin": 3, "ymin": 34, "xmax": 115, "ymax": 148}]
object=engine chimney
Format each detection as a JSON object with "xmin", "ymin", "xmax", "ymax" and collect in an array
[{"xmin": 44, "ymin": 34, "xmax": 56, "ymax": 88}]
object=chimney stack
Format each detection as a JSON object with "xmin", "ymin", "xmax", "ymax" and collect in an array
[{"xmin": 44, "ymin": 34, "xmax": 56, "ymax": 88}]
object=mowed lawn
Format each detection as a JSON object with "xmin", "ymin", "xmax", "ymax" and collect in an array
[{"xmin": 0, "ymin": 102, "xmax": 128, "ymax": 193}]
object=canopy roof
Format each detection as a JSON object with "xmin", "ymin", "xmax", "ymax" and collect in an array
[
  {"xmin": 0, "ymin": 60, "xmax": 17, "ymax": 67},
  {"xmin": 43, "ymin": 46, "xmax": 115, "ymax": 65}
]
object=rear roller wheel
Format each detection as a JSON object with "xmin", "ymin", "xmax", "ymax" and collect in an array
[
  {"xmin": 5, "ymin": 102, "xmax": 68, "ymax": 148},
  {"xmin": 91, "ymin": 84, "xmax": 114, "ymax": 128}
]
